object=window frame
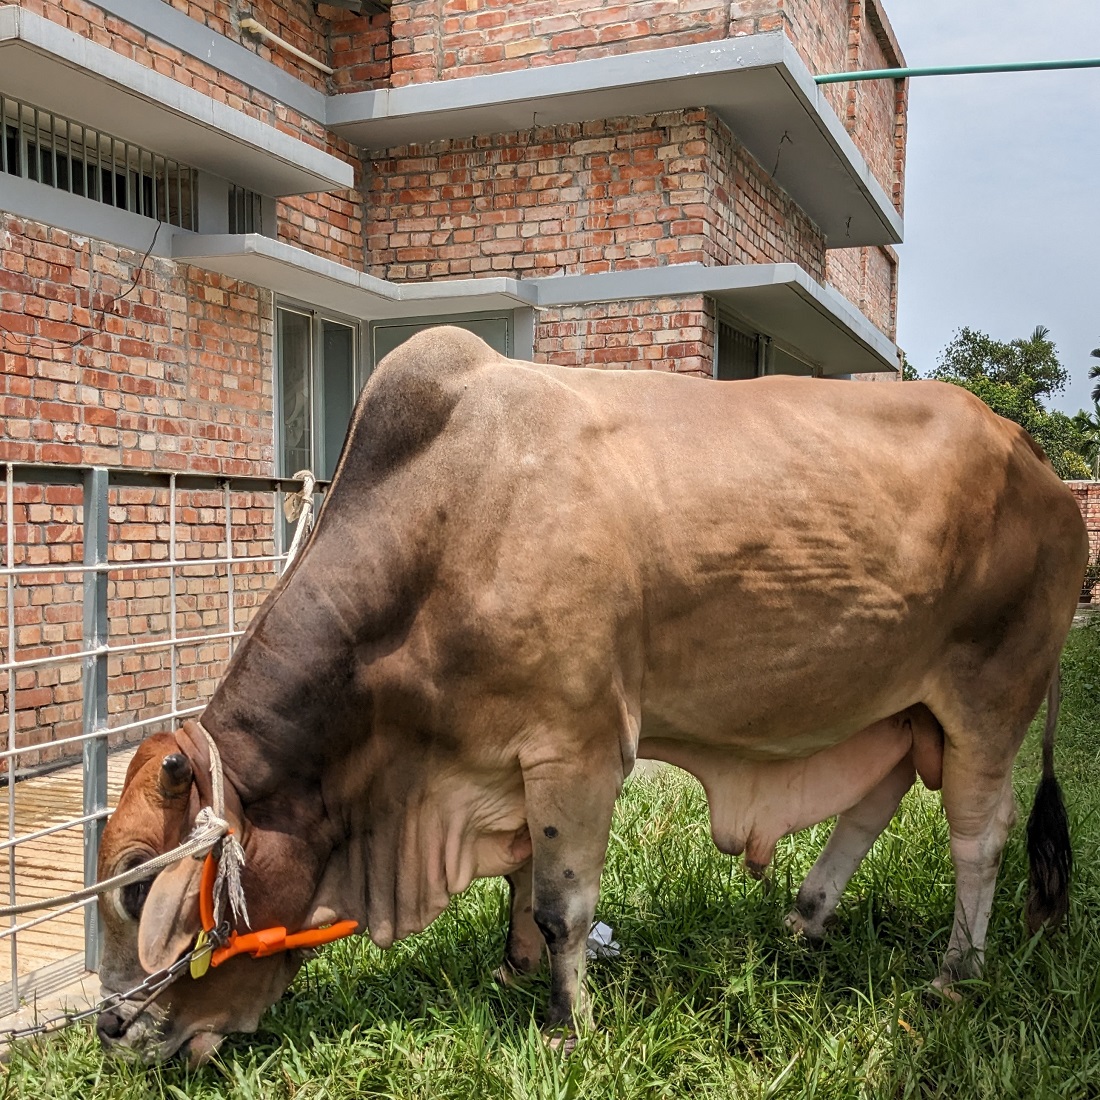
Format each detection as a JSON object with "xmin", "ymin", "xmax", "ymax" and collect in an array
[
  {"xmin": 368, "ymin": 310, "xmax": 515, "ymax": 369},
  {"xmin": 713, "ymin": 308, "xmax": 821, "ymax": 380},
  {"xmin": 274, "ymin": 298, "xmax": 367, "ymax": 482},
  {"xmin": 1, "ymin": 93, "xmax": 198, "ymax": 229}
]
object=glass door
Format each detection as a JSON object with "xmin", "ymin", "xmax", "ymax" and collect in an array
[{"xmin": 276, "ymin": 305, "xmax": 361, "ymax": 481}]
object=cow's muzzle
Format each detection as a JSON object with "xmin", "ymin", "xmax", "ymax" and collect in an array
[
  {"xmin": 95, "ymin": 993, "xmax": 174, "ymax": 1063},
  {"xmin": 96, "ymin": 995, "xmax": 225, "ymax": 1067}
]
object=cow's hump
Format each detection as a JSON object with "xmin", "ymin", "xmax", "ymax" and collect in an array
[{"xmin": 345, "ymin": 326, "xmax": 500, "ymax": 481}]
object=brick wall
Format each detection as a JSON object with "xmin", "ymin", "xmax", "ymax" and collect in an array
[
  {"xmin": 1069, "ymin": 483, "xmax": 1100, "ymax": 561},
  {"xmin": 0, "ymin": 215, "xmax": 273, "ymax": 473},
  {"xmin": 367, "ymin": 113, "xmax": 710, "ymax": 281},
  {"xmin": 713, "ymin": 117, "xmax": 827, "ymax": 283},
  {"xmin": 367, "ymin": 110, "xmax": 826, "ymax": 282},
  {"xmin": 330, "ymin": 8, "xmax": 393, "ymax": 91},
  {"xmin": 535, "ymin": 295, "xmax": 716, "ymax": 377},
  {"xmin": 278, "ymin": 184, "xmax": 367, "ymax": 269},
  {"xmin": 825, "ymin": 244, "xmax": 898, "ymax": 339},
  {"xmin": 387, "ymin": 0, "xmax": 729, "ymax": 88}
]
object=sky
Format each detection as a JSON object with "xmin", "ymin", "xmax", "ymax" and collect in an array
[{"xmin": 883, "ymin": 0, "xmax": 1100, "ymax": 414}]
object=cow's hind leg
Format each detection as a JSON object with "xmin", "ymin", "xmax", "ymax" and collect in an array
[
  {"xmin": 786, "ymin": 753, "xmax": 916, "ymax": 941},
  {"xmin": 520, "ymin": 747, "xmax": 622, "ymax": 1049},
  {"xmin": 929, "ymin": 679, "xmax": 1041, "ymax": 992},
  {"xmin": 495, "ymin": 861, "xmax": 545, "ymax": 984},
  {"xmin": 934, "ymin": 750, "xmax": 1019, "ymax": 993}
]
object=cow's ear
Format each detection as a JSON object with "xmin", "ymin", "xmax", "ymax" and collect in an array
[{"xmin": 137, "ymin": 858, "xmax": 202, "ymax": 973}]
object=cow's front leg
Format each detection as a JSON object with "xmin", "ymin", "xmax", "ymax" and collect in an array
[
  {"xmin": 522, "ymin": 754, "xmax": 620, "ymax": 1049},
  {"xmin": 495, "ymin": 861, "xmax": 544, "ymax": 984}
]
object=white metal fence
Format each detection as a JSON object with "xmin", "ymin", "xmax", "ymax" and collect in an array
[{"xmin": 0, "ymin": 463, "xmax": 322, "ymax": 1016}]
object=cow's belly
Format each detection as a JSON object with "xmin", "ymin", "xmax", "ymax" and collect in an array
[{"xmin": 639, "ymin": 708, "xmax": 943, "ymax": 869}]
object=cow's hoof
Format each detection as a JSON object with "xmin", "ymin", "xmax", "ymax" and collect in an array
[
  {"xmin": 493, "ymin": 956, "xmax": 541, "ymax": 986},
  {"xmin": 492, "ymin": 962, "xmax": 533, "ymax": 987},
  {"xmin": 928, "ymin": 975, "xmax": 963, "ymax": 1005},
  {"xmin": 744, "ymin": 859, "xmax": 771, "ymax": 882},
  {"xmin": 784, "ymin": 908, "xmax": 828, "ymax": 944},
  {"xmin": 492, "ymin": 964, "xmax": 517, "ymax": 987},
  {"xmin": 543, "ymin": 1030, "xmax": 577, "ymax": 1056}
]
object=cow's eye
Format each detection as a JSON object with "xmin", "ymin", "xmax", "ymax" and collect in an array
[{"xmin": 121, "ymin": 877, "xmax": 153, "ymax": 921}]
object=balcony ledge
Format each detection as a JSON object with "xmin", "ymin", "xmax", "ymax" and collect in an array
[
  {"xmin": 173, "ymin": 234, "xmax": 897, "ymax": 375},
  {"xmin": 171, "ymin": 233, "xmax": 540, "ymax": 318},
  {"xmin": 0, "ymin": 6, "xmax": 353, "ymax": 197},
  {"xmin": 327, "ymin": 34, "xmax": 903, "ymax": 248}
]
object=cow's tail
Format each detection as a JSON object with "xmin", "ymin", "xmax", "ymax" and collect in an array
[{"xmin": 1025, "ymin": 669, "xmax": 1072, "ymax": 933}]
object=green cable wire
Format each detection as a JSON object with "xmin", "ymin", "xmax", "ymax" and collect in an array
[{"xmin": 816, "ymin": 58, "xmax": 1100, "ymax": 84}]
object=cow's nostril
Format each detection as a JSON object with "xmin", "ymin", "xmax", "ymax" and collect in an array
[{"xmin": 96, "ymin": 1008, "xmax": 127, "ymax": 1043}]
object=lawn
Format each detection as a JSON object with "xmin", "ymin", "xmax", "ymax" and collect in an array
[{"xmin": 6, "ymin": 625, "xmax": 1100, "ymax": 1099}]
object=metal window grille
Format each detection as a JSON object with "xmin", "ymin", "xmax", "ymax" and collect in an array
[
  {"xmin": 0, "ymin": 94, "xmax": 197, "ymax": 230},
  {"xmin": 0, "ymin": 464, "xmax": 326, "ymax": 1019},
  {"xmin": 715, "ymin": 319, "xmax": 761, "ymax": 380},
  {"xmin": 228, "ymin": 185, "xmax": 264, "ymax": 234}
]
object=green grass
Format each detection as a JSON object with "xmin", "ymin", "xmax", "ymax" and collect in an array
[{"xmin": 8, "ymin": 626, "xmax": 1100, "ymax": 1099}]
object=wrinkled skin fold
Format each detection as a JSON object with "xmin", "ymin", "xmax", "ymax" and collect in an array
[{"xmin": 95, "ymin": 328, "xmax": 1086, "ymax": 1062}]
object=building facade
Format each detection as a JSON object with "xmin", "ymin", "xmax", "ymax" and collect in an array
[{"xmin": 0, "ymin": 0, "xmax": 908, "ymax": 771}]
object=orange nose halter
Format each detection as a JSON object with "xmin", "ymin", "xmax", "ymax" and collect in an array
[{"xmin": 192, "ymin": 849, "xmax": 358, "ymax": 977}]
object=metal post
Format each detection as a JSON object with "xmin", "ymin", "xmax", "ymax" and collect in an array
[
  {"xmin": 274, "ymin": 486, "xmax": 286, "ymax": 570},
  {"xmin": 223, "ymin": 482, "xmax": 236, "ymax": 653},
  {"xmin": 815, "ymin": 56, "xmax": 1100, "ymax": 84},
  {"xmin": 81, "ymin": 469, "xmax": 108, "ymax": 972},
  {"xmin": 6, "ymin": 466, "xmax": 18, "ymax": 1010},
  {"xmin": 169, "ymin": 476, "xmax": 178, "ymax": 717}
]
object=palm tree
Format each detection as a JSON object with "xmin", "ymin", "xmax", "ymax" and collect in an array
[
  {"xmin": 1073, "ymin": 407, "xmax": 1100, "ymax": 480},
  {"xmin": 1090, "ymin": 347, "xmax": 1100, "ymax": 405}
]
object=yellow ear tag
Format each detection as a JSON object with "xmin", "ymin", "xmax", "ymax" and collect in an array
[{"xmin": 190, "ymin": 930, "xmax": 212, "ymax": 980}]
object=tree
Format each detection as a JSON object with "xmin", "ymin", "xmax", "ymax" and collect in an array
[
  {"xmin": 900, "ymin": 352, "xmax": 920, "ymax": 381},
  {"xmin": 1072, "ymin": 408, "xmax": 1100, "ymax": 480},
  {"xmin": 1089, "ymin": 347, "xmax": 1100, "ymax": 405},
  {"xmin": 930, "ymin": 326, "xmax": 1091, "ymax": 479},
  {"xmin": 931, "ymin": 325, "xmax": 1068, "ymax": 401}
]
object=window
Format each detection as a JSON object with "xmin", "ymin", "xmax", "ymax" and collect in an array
[
  {"xmin": 768, "ymin": 345, "xmax": 816, "ymax": 377},
  {"xmin": 714, "ymin": 314, "xmax": 819, "ymax": 379},
  {"xmin": 277, "ymin": 304, "xmax": 361, "ymax": 481},
  {"xmin": 714, "ymin": 317, "xmax": 762, "ymax": 380},
  {"xmin": 228, "ymin": 185, "xmax": 264, "ymax": 234},
  {"xmin": 0, "ymin": 94, "xmax": 196, "ymax": 229}
]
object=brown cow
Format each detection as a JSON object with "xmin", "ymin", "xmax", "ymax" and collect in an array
[{"xmin": 95, "ymin": 327, "xmax": 1085, "ymax": 1065}]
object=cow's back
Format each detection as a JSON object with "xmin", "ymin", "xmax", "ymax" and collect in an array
[
  {"xmin": 529, "ymin": 368, "xmax": 1084, "ymax": 753},
  {"xmin": 392, "ymin": 355, "xmax": 1085, "ymax": 758},
  {"xmin": 315, "ymin": 334, "xmax": 1086, "ymax": 762}
]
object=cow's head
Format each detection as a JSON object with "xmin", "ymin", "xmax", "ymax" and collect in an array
[{"xmin": 95, "ymin": 728, "xmax": 344, "ymax": 1065}]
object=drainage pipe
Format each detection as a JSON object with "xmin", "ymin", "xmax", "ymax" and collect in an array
[
  {"xmin": 239, "ymin": 17, "xmax": 335, "ymax": 75},
  {"xmin": 817, "ymin": 58, "xmax": 1100, "ymax": 84}
]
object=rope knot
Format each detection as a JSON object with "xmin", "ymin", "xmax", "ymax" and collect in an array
[{"xmin": 189, "ymin": 806, "xmax": 229, "ymax": 848}]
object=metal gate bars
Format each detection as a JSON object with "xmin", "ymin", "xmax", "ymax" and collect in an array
[{"xmin": 0, "ymin": 463, "xmax": 320, "ymax": 1016}]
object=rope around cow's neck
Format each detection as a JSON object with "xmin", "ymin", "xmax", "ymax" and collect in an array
[
  {"xmin": 0, "ymin": 725, "xmax": 235, "ymax": 920},
  {"xmin": 199, "ymin": 720, "xmax": 250, "ymax": 929}
]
